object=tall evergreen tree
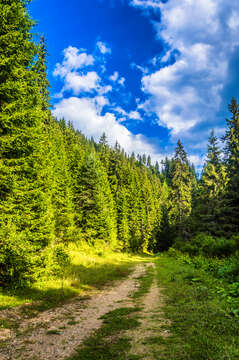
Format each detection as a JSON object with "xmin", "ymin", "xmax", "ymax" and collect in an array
[
  {"xmin": 222, "ymin": 98, "xmax": 239, "ymax": 234},
  {"xmin": 168, "ymin": 140, "xmax": 193, "ymax": 237},
  {"xmin": 0, "ymin": 0, "xmax": 54, "ymax": 285},
  {"xmin": 76, "ymin": 153, "xmax": 117, "ymax": 247},
  {"xmin": 34, "ymin": 36, "xmax": 50, "ymax": 115},
  {"xmin": 194, "ymin": 130, "xmax": 227, "ymax": 235},
  {"xmin": 49, "ymin": 120, "xmax": 75, "ymax": 242},
  {"xmin": 155, "ymin": 181, "xmax": 173, "ymax": 251}
]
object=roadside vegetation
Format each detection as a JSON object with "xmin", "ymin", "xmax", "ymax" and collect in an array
[
  {"xmin": 0, "ymin": 243, "xmax": 144, "ymax": 311},
  {"xmin": 153, "ymin": 251, "xmax": 239, "ymax": 360}
]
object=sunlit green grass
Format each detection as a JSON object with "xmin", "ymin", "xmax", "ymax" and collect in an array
[
  {"xmin": 0, "ymin": 242, "xmax": 146, "ymax": 312},
  {"xmin": 153, "ymin": 254, "xmax": 239, "ymax": 360}
]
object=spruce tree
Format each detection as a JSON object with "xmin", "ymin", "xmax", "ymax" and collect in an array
[
  {"xmin": 49, "ymin": 120, "xmax": 75, "ymax": 242},
  {"xmin": 222, "ymin": 98, "xmax": 239, "ymax": 234},
  {"xmin": 116, "ymin": 188, "xmax": 130, "ymax": 250},
  {"xmin": 76, "ymin": 153, "xmax": 117, "ymax": 247},
  {"xmin": 0, "ymin": 0, "xmax": 54, "ymax": 285},
  {"xmin": 195, "ymin": 130, "xmax": 227, "ymax": 235},
  {"xmin": 155, "ymin": 181, "xmax": 173, "ymax": 251},
  {"xmin": 168, "ymin": 140, "xmax": 193, "ymax": 238},
  {"xmin": 34, "ymin": 36, "xmax": 51, "ymax": 115},
  {"xmin": 155, "ymin": 161, "xmax": 160, "ymax": 175}
]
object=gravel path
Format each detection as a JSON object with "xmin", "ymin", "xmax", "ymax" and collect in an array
[{"xmin": 0, "ymin": 263, "xmax": 151, "ymax": 360}]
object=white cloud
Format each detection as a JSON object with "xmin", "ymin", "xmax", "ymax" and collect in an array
[
  {"xmin": 128, "ymin": 111, "xmax": 142, "ymax": 120},
  {"xmin": 95, "ymin": 96, "xmax": 109, "ymax": 107},
  {"xmin": 63, "ymin": 71, "xmax": 100, "ymax": 94},
  {"xmin": 131, "ymin": 62, "xmax": 149, "ymax": 74},
  {"xmin": 113, "ymin": 107, "xmax": 142, "ymax": 121},
  {"xmin": 53, "ymin": 42, "xmax": 128, "ymax": 98},
  {"xmin": 53, "ymin": 96, "xmax": 161, "ymax": 159},
  {"xmin": 188, "ymin": 155, "xmax": 205, "ymax": 167},
  {"xmin": 228, "ymin": 11, "xmax": 239, "ymax": 30},
  {"xmin": 109, "ymin": 72, "xmax": 125, "ymax": 86},
  {"xmin": 97, "ymin": 84, "xmax": 113, "ymax": 95},
  {"xmin": 109, "ymin": 71, "xmax": 119, "ymax": 81},
  {"xmin": 130, "ymin": 0, "xmax": 161, "ymax": 9},
  {"xmin": 96, "ymin": 41, "xmax": 112, "ymax": 55},
  {"xmin": 118, "ymin": 77, "xmax": 125, "ymax": 86},
  {"xmin": 52, "ymin": 43, "xmax": 166, "ymax": 162},
  {"xmin": 53, "ymin": 46, "xmax": 94, "ymax": 78},
  {"xmin": 136, "ymin": 0, "xmax": 239, "ymax": 149}
]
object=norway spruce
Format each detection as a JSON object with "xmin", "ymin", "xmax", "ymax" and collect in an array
[
  {"xmin": 195, "ymin": 130, "xmax": 228, "ymax": 235},
  {"xmin": 0, "ymin": 0, "xmax": 54, "ymax": 285},
  {"xmin": 168, "ymin": 140, "xmax": 193, "ymax": 237},
  {"xmin": 76, "ymin": 152, "xmax": 117, "ymax": 247},
  {"xmin": 222, "ymin": 98, "xmax": 239, "ymax": 234}
]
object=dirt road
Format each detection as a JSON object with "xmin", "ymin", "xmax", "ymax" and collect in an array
[{"xmin": 0, "ymin": 262, "xmax": 166, "ymax": 360}]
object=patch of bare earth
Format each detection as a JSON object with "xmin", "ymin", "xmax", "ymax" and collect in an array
[
  {"xmin": 0, "ymin": 263, "xmax": 151, "ymax": 360},
  {"xmin": 127, "ymin": 268, "xmax": 171, "ymax": 360}
]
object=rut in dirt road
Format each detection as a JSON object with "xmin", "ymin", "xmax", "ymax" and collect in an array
[
  {"xmin": 0, "ymin": 263, "xmax": 152, "ymax": 360},
  {"xmin": 127, "ymin": 275, "xmax": 171, "ymax": 360}
]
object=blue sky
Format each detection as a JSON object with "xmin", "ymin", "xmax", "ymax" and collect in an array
[{"xmin": 29, "ymin": 0, "xmax": 239, "ymax": 167}]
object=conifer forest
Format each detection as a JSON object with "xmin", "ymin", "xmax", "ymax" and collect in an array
[{"xmin": 1, "ymin": 1, "xmax": 239, "ymax": 360}]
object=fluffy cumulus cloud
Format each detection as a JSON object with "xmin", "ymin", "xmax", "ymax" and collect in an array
[
  {"xmin": 63, "ymin": 71, "xmax": 100, "ymax": 94},
  {"xmin": 53, "ymin": 96, "xmax": 160, "ymax": 157},
  {"xmin": 53, "ymin": 42, "xmax": 164, "ymax": 161},
  {"xmin": 53, "ymin": 46, "xmax": 94, "ymax": 77},
  {"xmin": 131, "ymin": 0, "xmax": 239, "ymax": 152},
  {"xmin": 53, "ymin": 45, "xmax": 114, "ymax": 96}
]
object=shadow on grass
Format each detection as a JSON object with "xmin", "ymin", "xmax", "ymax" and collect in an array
[
  {"xmin": 68, "ymin": 261, "xmax": 133, "ymax": 289},
  {"xmin": 0, "ymin": 260, "xmax": 136, "ymax": 314}
]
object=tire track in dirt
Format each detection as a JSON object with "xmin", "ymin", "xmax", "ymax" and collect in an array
[
  {"xmin": 127, "ymin": 266, "xmax": 171, "ymax": 360},
  {"xmin": 0, "ymin": 263, "xmax": 152, "ymax": 360}
]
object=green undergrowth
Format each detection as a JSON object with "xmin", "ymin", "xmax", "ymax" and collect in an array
[
  {"xmin": 68, "ymin": 262, "xmax": 155, "ymax": 360},
  {"xmin": 132, "ymin": 265, "xmax": 155, "ymax": 300},
  {"xmin": 154, "ymin": 254, "xmax": 239, "ymax": 360},
  {"xmin": 0, "ymin": 242, "xmax": 147, "ymax": 312}
]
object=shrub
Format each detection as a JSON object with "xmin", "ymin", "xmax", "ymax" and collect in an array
[
  {"xmin": 217, "ymin": 258, "xmax": 239, "ymax": 282},
  {"xmin": 43, "ymin": 243, "xmax": 71, "ymax": 277},
  {"xmin": 0, "ymin": 222, "xmax": 37, "ymax": 288},
  {"xmin": 167, "ymin": 247, "xmax": 181, "ymax": 258},
  {"xmin": 174, "ymin": 233, "xmax": 238, "ymax": 258}
]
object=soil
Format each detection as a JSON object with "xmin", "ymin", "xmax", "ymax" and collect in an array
[
  {"xmin": 0, "ymin": 263, "xmax": 155, "ymax": 360},
  {"xmin": 127, "ymin": 269, "xmax": 171, "ymax": 360}
]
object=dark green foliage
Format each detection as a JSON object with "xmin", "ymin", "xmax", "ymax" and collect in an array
[
  {"xmin": 174, "ymin": 233, "xmax": 238, "ymax": 258},
  {"xmin": 0, "ymin": 0, "xmax": 55, "ymax": 286},
  {"xmin": 168, "ymin": 140, "xmax": 194, "ymax": 238},
  {"xmin": 34, "ymin": 36, "xmax": 51, "ymax": 115},
  {"xmin": 76, "ymin": 152, "xmax": 117, "ymax": 246},
  {"xmin": 221, "ymin": 98, "xmax": 239, "ymax": 235},
  {"xmin": 48, "ymin": 119, "xmax": 75, "ymax": 242},
  {"xmin": 0, "ymin": 221, "xmax": 36, "ymax": 287},
  {"xmin": 192, "ymin": 130, "xmax": 227, "ymax": 236}
]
